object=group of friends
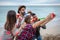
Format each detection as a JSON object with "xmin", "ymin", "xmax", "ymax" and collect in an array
[{"xmin": 2, "ymin": 5, "xmax": 56, "ymax": 40}]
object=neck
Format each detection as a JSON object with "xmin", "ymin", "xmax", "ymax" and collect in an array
[{"xmin": 19, "ymin": 12, "xmax": 24, "ymax": 17}]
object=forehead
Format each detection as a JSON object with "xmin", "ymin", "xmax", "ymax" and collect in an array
[{"xmin": 21, "ymin": 7, "xmax": 25, "ymax": 9}]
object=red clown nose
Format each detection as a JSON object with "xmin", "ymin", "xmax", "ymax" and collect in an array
[
  {"xmin": 17, "ymin": 14, "xmax": 20, "ymax": 18},
  {"xmin": 51, "ymin": 13, "xmax": 56, "ymax": 19},
  {"xmin": 6, "ymin": 31, "xmax": 11, "ymax": 35}
]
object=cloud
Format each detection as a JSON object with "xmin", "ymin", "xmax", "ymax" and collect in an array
[
  {"xmin": 21, "ymin": 0, "xmax": 57, "ymax": 4},
  {"xmin": 0, "ymin": 1, "xmax": 16, "ymax": 6},
  {"xmin": 0, "ymin": 0, "xmax": 59, "ymax": 6},
  {"xmin": 30, "ymin": 0, "xmax": 48, "ymax": 3}
]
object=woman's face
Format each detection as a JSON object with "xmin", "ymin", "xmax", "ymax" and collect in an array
[
  {"xmin": 30, "ymin": 16, "xmax": 34, "ymax": 24},
  {"xmin": 30, "ymin": 15, "xmax": 38, "ymax": 23}
]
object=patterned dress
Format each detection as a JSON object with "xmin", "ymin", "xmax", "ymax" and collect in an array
[{"xmin": 17, "ymin": 24, "xmax": 36, "ymax": 40}]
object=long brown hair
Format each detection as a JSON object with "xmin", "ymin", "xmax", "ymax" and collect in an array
[{"xmin": 4, "ymin": 10, "xmax": 16, "ymax": 32}]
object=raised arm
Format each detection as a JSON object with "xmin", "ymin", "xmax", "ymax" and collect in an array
[
  {"xmin": 32, "ymin": 13, "xmax": 55, "ymax": 28},
  {"xmin": 13, "ymin": 22, "xmax": 26, "ymax": 36}
]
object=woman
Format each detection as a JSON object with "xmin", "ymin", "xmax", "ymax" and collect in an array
[
  {"xmin": 16, "ymin": 13, "xmax": 56, "ymax": 40},
  {"xmin": 2, "ymin": 10, "xmax": 17, "ymax": 40}
]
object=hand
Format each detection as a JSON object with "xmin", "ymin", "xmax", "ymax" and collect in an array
[
  {"xmin": 51, "ymin": 13, "xmax": 56, "ymax": 19},
  {"xmin": 46, "ymin": 13, "xmax": 56, "ymax": 20},
  {"xmin": 15, "ymin": 31, "xmax": 19, "ymax": 36}
]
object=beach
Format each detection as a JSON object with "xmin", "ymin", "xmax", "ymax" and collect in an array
[{"xmin": 0, "ymin": 27, "xmax": 60, "ymax": 40}]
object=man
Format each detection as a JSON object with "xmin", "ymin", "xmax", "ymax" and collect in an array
[
  {"xmin": 16, "ymin": 5, "xmax": 27, "ymax": 28},
  {"xmin": 14, "ymin": 5, "xmax": 27, "ymax": 40},
  {"xmin": 31, "ymin": 13, "xmax": 46, "ymax": 40}
]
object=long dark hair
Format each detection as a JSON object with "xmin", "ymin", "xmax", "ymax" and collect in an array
[{"xmin": 4, "ymin": 10, "xmax": 16, "ymax": 32}]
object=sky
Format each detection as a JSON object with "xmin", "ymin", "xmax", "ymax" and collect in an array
[{"xmin": 0, "ymin": 0, "xmax": 60, "ymax": 6}]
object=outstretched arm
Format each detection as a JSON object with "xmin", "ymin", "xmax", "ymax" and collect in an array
[{"xmin": 32, "ymin": 13, "xmax": 55, "ymax": 28}]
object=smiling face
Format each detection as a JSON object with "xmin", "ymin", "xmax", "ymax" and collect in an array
[
  {"xmin": 18, "ymin": 5, "xmax": 26, "ymax": 16},
  {"xmin": 20, "ymin": 7, "xmax": 25, "ymax": 14}
]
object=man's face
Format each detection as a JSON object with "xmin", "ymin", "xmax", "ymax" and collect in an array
[{"xmin": 20, "ymin": 7, "xmax": 25, "ymax": 13}]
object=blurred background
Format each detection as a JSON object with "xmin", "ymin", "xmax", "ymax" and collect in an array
[{"xmin": 0, "ymin": 0, "xmax": 60, "ymax": 40}]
